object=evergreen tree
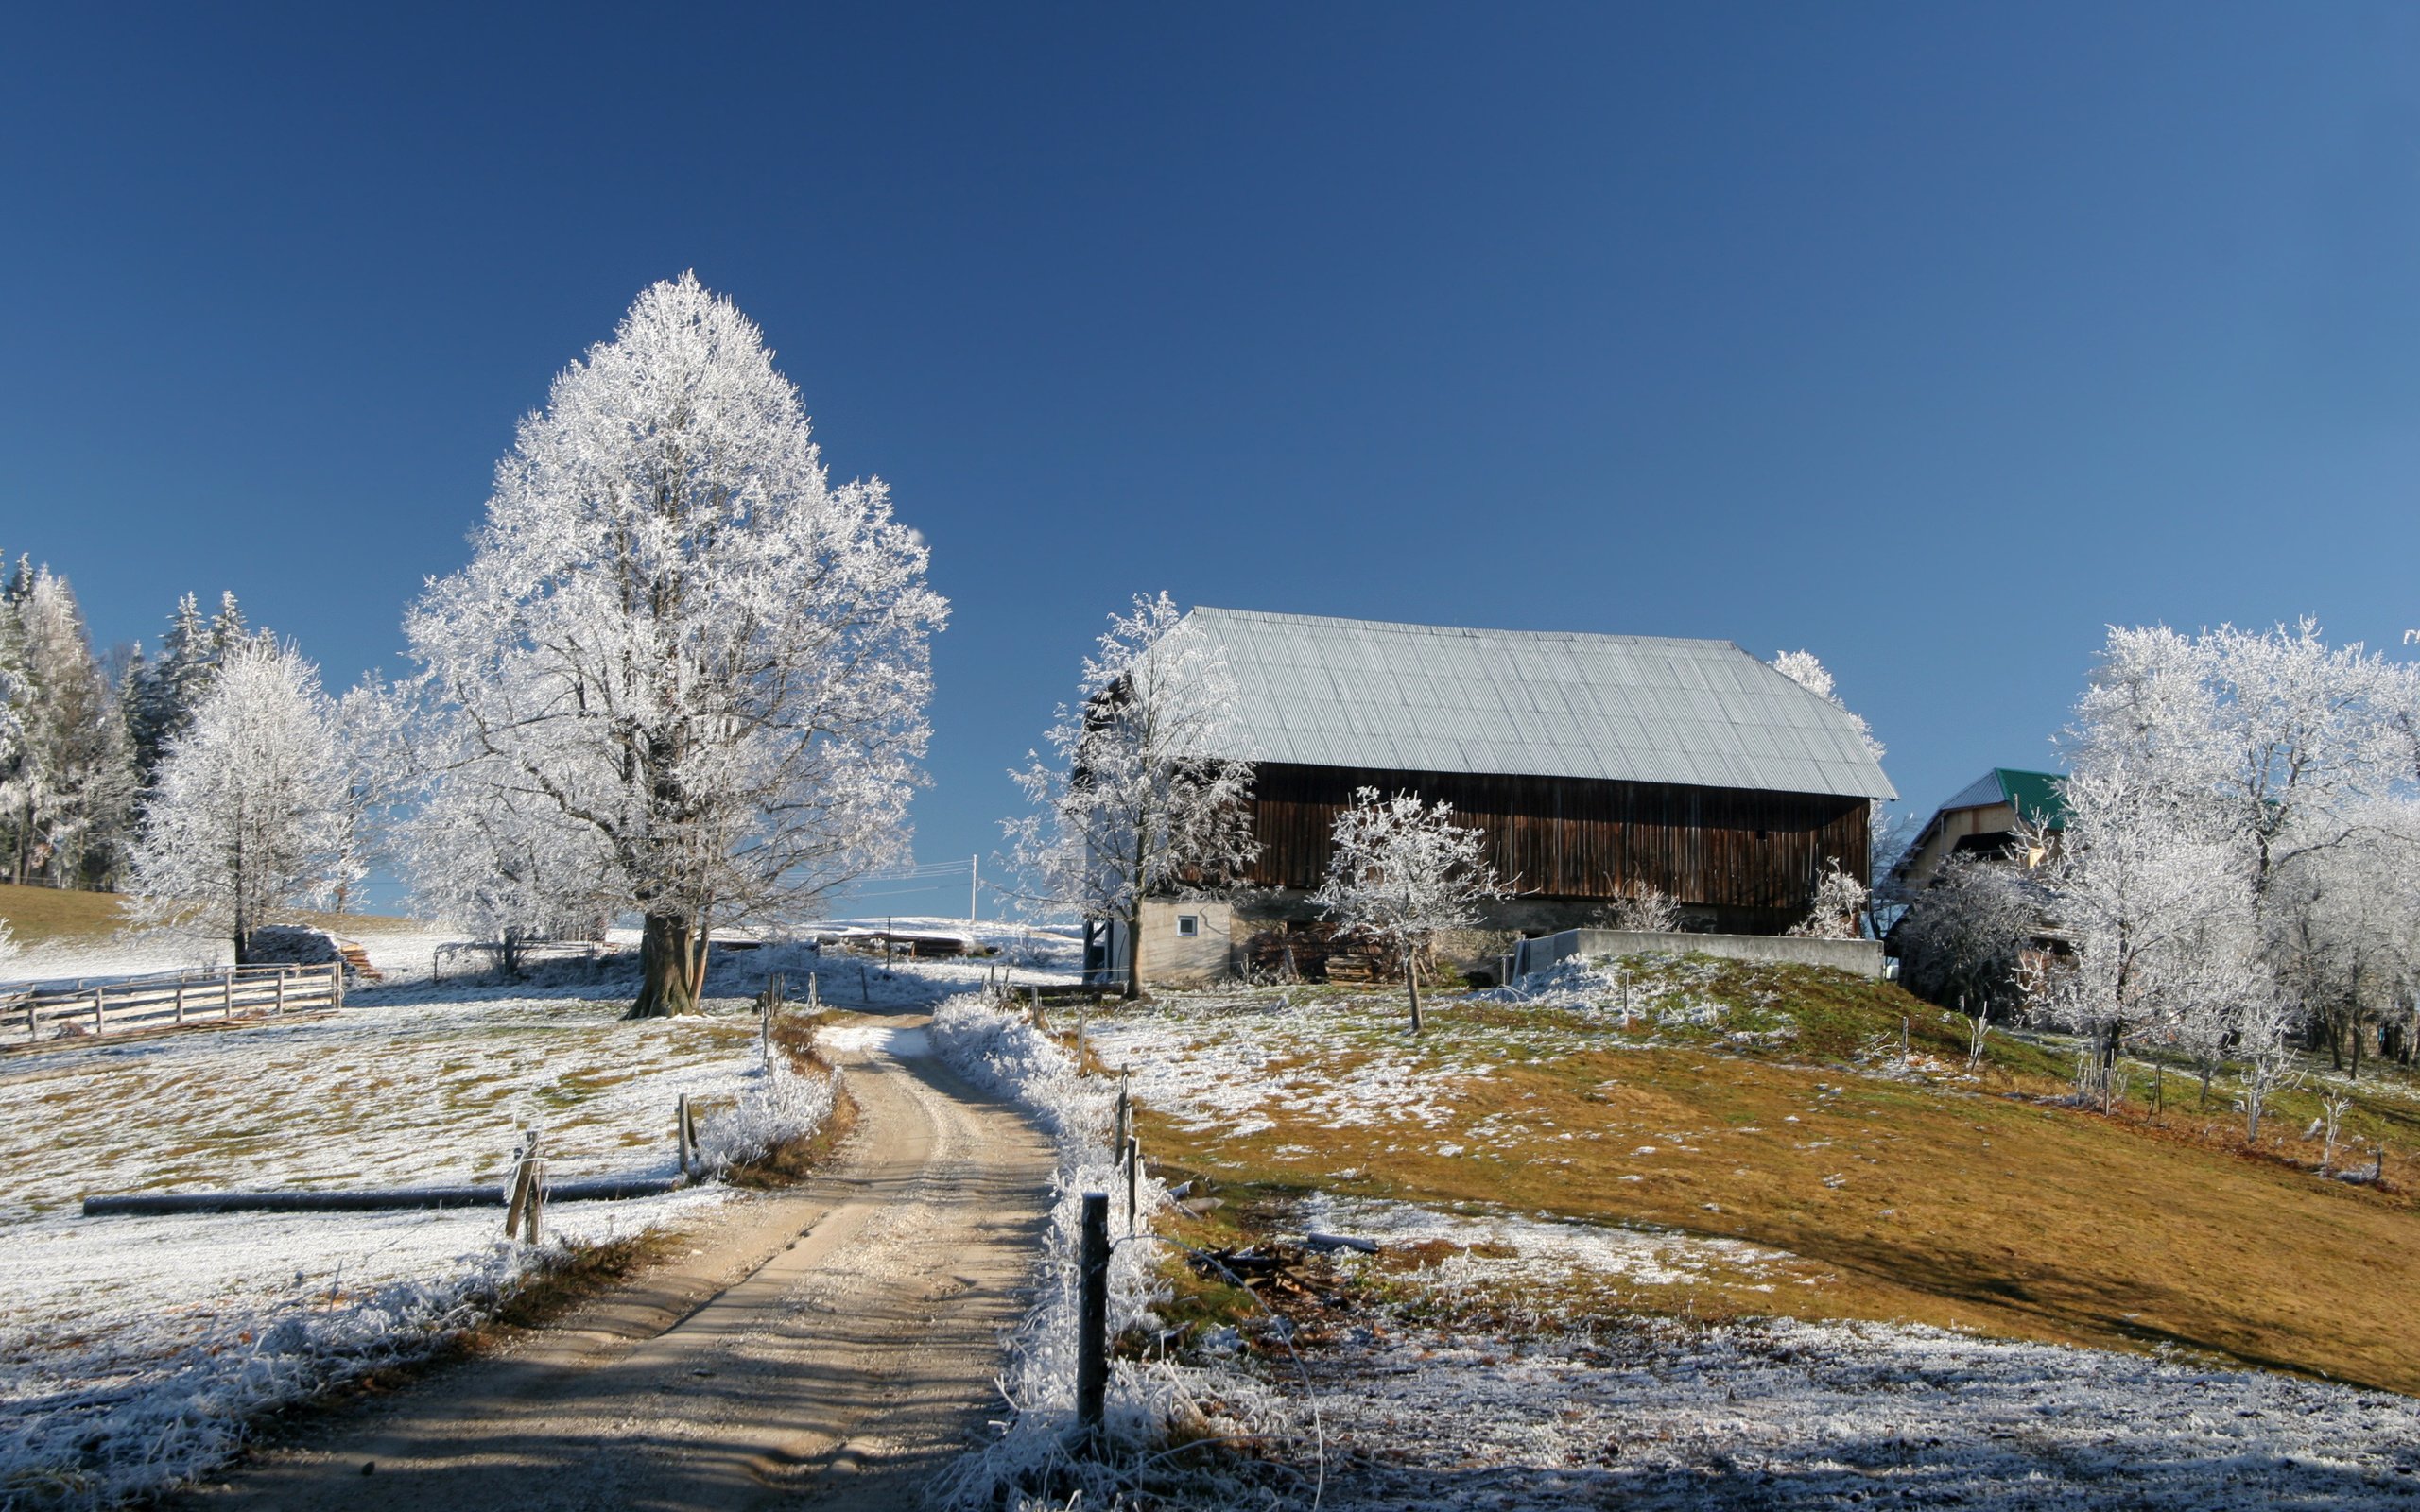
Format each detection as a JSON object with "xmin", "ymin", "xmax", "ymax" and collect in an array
[
  {"xmin": 207, "ymin": 591, "xmax": 249, "ymax": 661},
  {"xmin": 3, "ymin": 567, "xmax": 135, "ymax": 887},
  {"xmin": 126, "ymin": 593, "xmax": 217, "ymax": 791}
]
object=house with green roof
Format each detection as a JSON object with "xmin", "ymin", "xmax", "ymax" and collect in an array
[{"xmin": 1888, "ymin": 768, "xmax": 2068, "ymax": 896}]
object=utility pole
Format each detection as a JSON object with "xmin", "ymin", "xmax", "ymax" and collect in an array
[{"xmin": 970, "ymin": 852, "xmax": 979, "ymax": 929}]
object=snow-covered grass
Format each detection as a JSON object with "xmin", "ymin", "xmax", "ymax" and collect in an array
[
  {"xmin": 926, "ymin": 993, "xmax": 1302, "ymax": 1511},
  {"xmin": 0, "ymin": 991, "xmax": 826, "ymax": 1508},
  {"xmin": 1308, "ymin": 1310, "xmax": 2420, "ymax": 1510},
  {"xmin": 1068, "ymin": 974, "xmax": 2420, "ymax": 1507}
]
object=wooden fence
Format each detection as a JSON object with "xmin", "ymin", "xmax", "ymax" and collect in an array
[{"xmin": 8, "ymin": 962, "xmax": 345, "ymax": 1046}]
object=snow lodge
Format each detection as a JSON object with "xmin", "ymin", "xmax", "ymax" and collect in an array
[{"xmin": 1102, "ymin": 608, "xmax": 1897, "ymax": 987}]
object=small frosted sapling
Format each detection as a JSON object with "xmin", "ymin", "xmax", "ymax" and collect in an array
[{"xmin": 1315, "ymin": 786, "xmax": 1508, "ymax": 1035}]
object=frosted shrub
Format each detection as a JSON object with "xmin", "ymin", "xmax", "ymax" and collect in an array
[
  {"xmin": 696, "ymin": 1059, "xmax": 838, "ymax": 1174},
  {"xmin": 928, "ymin": 994, "xmax": 1300, "ymax": 1509}
]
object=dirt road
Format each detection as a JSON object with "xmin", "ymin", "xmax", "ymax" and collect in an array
[{"xmin": 184, "ymin": 1016, "xmax": 1052, "ymax": 1512}]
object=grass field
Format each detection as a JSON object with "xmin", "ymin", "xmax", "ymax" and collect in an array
[
  {"xmin": 1092, "ymin": 954, "xmax": 2420, "ymax": 1396},
  {"xmin": 0, "ymin": 881, "xmax": 419, "ymax": 947}
]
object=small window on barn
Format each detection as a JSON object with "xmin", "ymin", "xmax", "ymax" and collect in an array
[{"xmin": 1176, "ymin": 914, "xmax": 1201, "ymax": 938}]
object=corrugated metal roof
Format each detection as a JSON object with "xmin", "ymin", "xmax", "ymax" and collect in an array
[
  {"xmin": 1934, "ymin": 767, "xmax": 2068, "ymax": 828},
  {"xmin": 1181, "ymin": 608, "xmax": 1896, "ymax": 800}
]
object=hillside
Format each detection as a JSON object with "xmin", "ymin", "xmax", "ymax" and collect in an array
[
  {"xmin": 0, "ymin": 884, "xmax": 418, "ymax": 943},
  {"xmin": 1089, "ymin": 952, "xmax": 2420, "ymax": 1396}
]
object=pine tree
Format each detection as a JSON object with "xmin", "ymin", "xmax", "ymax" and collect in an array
[
  {"xmin": 207, "ymin": 591, "xmax": 250, "ymax": 662},
  {"xmin": 127, "ymin": 593, "xmax": 217, "ymax": 792},
  {"xmin": 4, "ymin": 568, "xmax": 136, "ymax": 887}
]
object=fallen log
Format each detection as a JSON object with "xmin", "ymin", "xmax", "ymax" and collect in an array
[{"xmin": 82, "ymin": 1175, "xmax": 683, "ymax": 1218}]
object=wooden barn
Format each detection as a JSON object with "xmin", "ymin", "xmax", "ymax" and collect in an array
[{"xmin": 1101, "ymin": 608, "xmax": 1896, "ymax": 987}]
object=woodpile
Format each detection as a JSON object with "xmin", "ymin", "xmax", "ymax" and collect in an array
[
  {"xmin": 1242, "ymin": 922, "xmax": 1401, "ymax": 985},
  {"xmin": 1185, "ymin": 1243, "xmax": 1337, "ymax": 1307}
]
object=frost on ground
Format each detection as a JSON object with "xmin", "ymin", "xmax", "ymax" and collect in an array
[
  {"xmin": 1080, "ymin": 984, "xmax": 2420, "ymax": 1508},
  {"xmin": 0, "ymin": 992, "xmax": 819, "ymax": 1508},
  {"xmin": 1299, "ymin": 1192, "xmax": 1804, "ymax": 1297},
  {"xmin": 926, "ymin": 993, "xmax": 1305, "ymax": 1511},
  {"xmin": 1089, "ymin": 990, "xmax": 1498, "ymax": 1144},
  {"xmin": 1307, "ymin": 1313, "xmax": 2420, "ymax": 1510}
]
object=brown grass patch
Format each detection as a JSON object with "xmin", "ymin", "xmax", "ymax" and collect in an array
[
  {"xmin": 0, "ymin": 882, "xmax": 413, "ymax": 951},
  {"xmin": 1133, "ymin": 978, "xmax": 2420, "ymax": 1395}
]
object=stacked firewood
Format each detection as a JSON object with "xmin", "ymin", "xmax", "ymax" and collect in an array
[{"xmin": 1243, "ymin": 921, "xmax": 1403, "ymax": 984}]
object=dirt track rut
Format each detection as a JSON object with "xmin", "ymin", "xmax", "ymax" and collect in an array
[{"xmin": 183, "ymin": 1014, "xmax": 1051, "ymax": 1512}]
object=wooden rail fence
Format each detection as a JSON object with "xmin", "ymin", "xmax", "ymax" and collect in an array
[{"xmin": 7, "ymin": 962, "xmax": 344, "ymax": 1046}]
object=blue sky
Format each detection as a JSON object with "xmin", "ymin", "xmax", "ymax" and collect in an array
[{"xmin": 5, "ymin": 4, "xmax": 2418, "ymax": 919}]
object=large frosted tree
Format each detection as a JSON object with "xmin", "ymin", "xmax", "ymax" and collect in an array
[
  {"xmin": 3, "ymin": 565, "xmax": 135, "ymax": 888},
  {"xmin": 406, "ymin": 274, "xmax": 944, "ymax": 1017},
  {"xmin": 128, "ymin": 639, "xmax": 349, "ymax": 962},
  {"xmin": 1008, "ymin": 593, "xmax": 1257, "ymax": 998}
]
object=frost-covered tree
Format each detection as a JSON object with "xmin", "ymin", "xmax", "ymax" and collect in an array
[
  {"xmin": 328, "ymin": 675, "xmax": 412, "ymax": 917},
  {"xmin": 1893, "ymin": 854, "xmax": 2038, "ymax": 1020},
  {"xmin": 207, "ymin": 591, "xmax": 251, "ymax": 662},
  {"xmin": 1598, "ymin": 885, "xmax": 1683, "ymax": 933},
  {"xmin": 128, "ymin": 639, "xmax": 348, "ymax": 962},
  {"xmin": 2196, "ymin": 620, "xmax": 2400, "ymax": 911},
  {"xmin": 1786, "ymin": 861, "xmax": 1870, "ymax": 939},
  {"xmin": 407, "ymin": 274, "xmax": 943, "ymax": 1017},
  {"xmin": 1774, "ymin": 649, "xmax": 1885, "ymax": 764},
  {"xmin": 401, "ymin": 776, "xmax": 607, "ymax": 972},
  {"xmin": 2034, "ymin": 627, "xmax": 2264, "ymax": 1106},
  {"xmin": 1315, "ymin": 786, "xmax": 1506, "ymax": 1034},
  {"xmin": 1775, "ymin": 648, "xmax": 1893, "ymax": 935},
  {"xmin": 2, "ymin": 567, "xmax": 135, "ymax": 888},
  {"xmin": 125, "ymin": 593, "xmax": 221, "ymax": 793},
  {"xmin": 1007, "ymin": 593, "xmax": 1257, "ymax": 1000}
]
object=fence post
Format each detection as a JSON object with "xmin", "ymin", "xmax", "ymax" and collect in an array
[
  {"xmin": 221, "ymin": 967, "xmax": 234, "ymax": 1022},
  {"xmin": 1115, "ymin": 1080, "xmax": 1130, "ymax": 1160},
  {"xmin": 505, "ymin": 1151, "xmax": 530, "ymax": 1237},
  {"xmin": 524, "ymin": 1138, "xmax": 544, "ymax": 1244},
  {"xmin": 174, "ymin": 982, "xmax": 185, "ymax": 1024},
  {"xmin": 677, "ymin": 1093, "xmax": 694, "ymax": 1179},
  {"xmin": 275, "ymin": 970, "xmax": 286, "ymax": 1017},
  {"xmin": 1077, "ymin": 1193, "xmax": 1110, "ymax": 1445},
  {"xmin": 94, "ymin": 986, "xmax": 105, "ymax": 1037},
  {"xmin": 1126, "ymin": 1135, "xmax": 1140, "ymax": 1232},
  {"xmin": 332, "ymin": 960, "xmax": 344, "ymax": 1010}
]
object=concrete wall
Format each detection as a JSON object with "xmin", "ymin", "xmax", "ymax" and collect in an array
[
  {"xmin": 1136, "ymin": 899, "xmax": 1234, "ymax": 987},
  {"xmin": 1513, "ymin": 928, "xmax": 1884, "ymax": 980}
]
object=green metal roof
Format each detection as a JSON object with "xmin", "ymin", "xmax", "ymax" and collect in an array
[{"xmin": 1993, "ymin": 768, "xmax": 2067, "ymax": 828}]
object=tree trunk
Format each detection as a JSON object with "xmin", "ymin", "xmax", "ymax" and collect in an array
[
  {"xmin": 1405, "ymin": 953, "xmax": 1424, "ymax": 1036},
  {"xmin": 631, "ymin": 913, "xmax": 704, "ymax": 1018},
  {"xmin": 1121, "ymin": 899, "xmax": 1142, "ymax": 1001}
]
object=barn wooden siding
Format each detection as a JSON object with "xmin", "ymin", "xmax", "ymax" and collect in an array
[{"xmin": 1246, "ymin": 762, "xmax": 1870, "ymax": 911}]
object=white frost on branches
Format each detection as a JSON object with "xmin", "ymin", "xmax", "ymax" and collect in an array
[
  {"xmin": 1007, "ymin": 593, "xmax": 1257, "ymax": 996},
  {"xmin": 1316, "ymin": 786, "xmax": 1508, "ymax": 1032},
  {"xmin": 404, "ymin": 274, "xmax": 944, "ymax": 1015},
  {"xmin": 1773, "ymin": 647, "xmax": 1885, "ymax": 764},
  {"xmin": 1785, "ymin": 861, "xmax": 1870, "ymax": 940},
  {"xmin": 2031, "ymin": 619, "xmax": 2420, "ymax": 1110},
  {"xmin": 127, "ymin": 639, "xmax": 349, "ymax": 962}
]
